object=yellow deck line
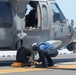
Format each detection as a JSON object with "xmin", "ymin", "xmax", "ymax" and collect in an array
[
  {"xmin": 0, "ymin": 64, "xmax": 76, "ymax": 74},
  {"xmin": 49, "ymin": 64, "xmax": 76, "ymax": 69},
  {"xmin": 0, "ymin": 68, "xmax": 47, "ymax": 74}
]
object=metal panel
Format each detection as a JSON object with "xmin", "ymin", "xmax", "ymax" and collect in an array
[{"xmin": 39, "ymin": 2, "xmax": 49, "ymax": 30}]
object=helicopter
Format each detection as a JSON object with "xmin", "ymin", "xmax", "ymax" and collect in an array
[{"xmin": 0, "ymin": 0, "xmax": 76, "ymax": 62}]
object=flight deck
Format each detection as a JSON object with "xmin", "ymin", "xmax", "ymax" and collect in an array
[{"xmin": 0, "ymin": 51, "xmax": 76, "ymax": 75}]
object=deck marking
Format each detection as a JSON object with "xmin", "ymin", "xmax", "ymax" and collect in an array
[
  {"xmin": 49, "ymin": 64, "xmax": 76, "ymax": 69},
  {"xmin": 0, "ymin": 64, "xmax": 76, "ymax": 74},
  {"xmin": 0, "ymin": 68, "xmax": 47, "ymax": 74}
]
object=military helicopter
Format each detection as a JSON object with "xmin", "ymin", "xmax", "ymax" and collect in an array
[{"xmin": 0, "ymin": 0, "xmax": 76, "ymax": 62}]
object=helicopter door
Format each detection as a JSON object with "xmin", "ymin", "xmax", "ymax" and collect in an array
[
  {"xmin": 0, "ymin": 2, "xmax": 13, "ymax": 48},
  {"xmin": 39, "ymin": 2, "xmax": 49, "ymax": 30}
]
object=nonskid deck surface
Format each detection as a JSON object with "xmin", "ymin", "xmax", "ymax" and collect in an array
[{"xmin": 0, "ymin": 51, "xmax": 76, "ymax": 74}]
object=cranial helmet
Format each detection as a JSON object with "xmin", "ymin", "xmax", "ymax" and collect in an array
[{"xmin": 32, "ymin": 43, "xmax": 38, "ymax": 51}]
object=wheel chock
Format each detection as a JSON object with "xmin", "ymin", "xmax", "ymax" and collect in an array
[{"xmin": 11, "ymin": 62, "xmax": 25, "ymax": 67}]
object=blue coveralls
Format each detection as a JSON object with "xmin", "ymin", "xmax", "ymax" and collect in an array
[{"xmin": 38, "ymin": 42, "xmax": 58, "ymax": 67}]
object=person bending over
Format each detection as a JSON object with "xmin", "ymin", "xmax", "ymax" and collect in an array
[
  {"xmin": 16, "ymin": 46, "xmax": 34, "ymax": 66},
  {"xmin": 32, "ymin": 42, "xmax": 58, "ymax": 67}
]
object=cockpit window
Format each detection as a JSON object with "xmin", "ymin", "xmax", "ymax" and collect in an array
[
  {"xmin": 51, "ymin": 3, "xmax": 66, "ymax": 23},
  {"xmin": 0, "ymin": 2, "xmax": 12, "ymax": 28}
]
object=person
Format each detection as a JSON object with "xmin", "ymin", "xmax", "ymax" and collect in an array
[
  {"xmin": 32, "ymin": 41, "xmax": 58, "ymax": 67},
  {"xmin": 16, "ymin": 46, "xmax": 34, "ymax": 66},
  {"xmin": 26, "ymin": 7, "xmax": 38, "ymax": 27},
  {"xmin": 25, "ymin": 1, "xmax": 38, "ymax": 28}
]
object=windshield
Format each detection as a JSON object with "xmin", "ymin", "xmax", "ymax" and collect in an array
[{"xmin": 51, "ymin": 3, "xmax": 66, "ymax": 23}]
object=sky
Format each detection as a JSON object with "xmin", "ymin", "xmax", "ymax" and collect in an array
[{"xmin": 55, "ymin": 0, "xmax": 76, "ymax": 27}]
